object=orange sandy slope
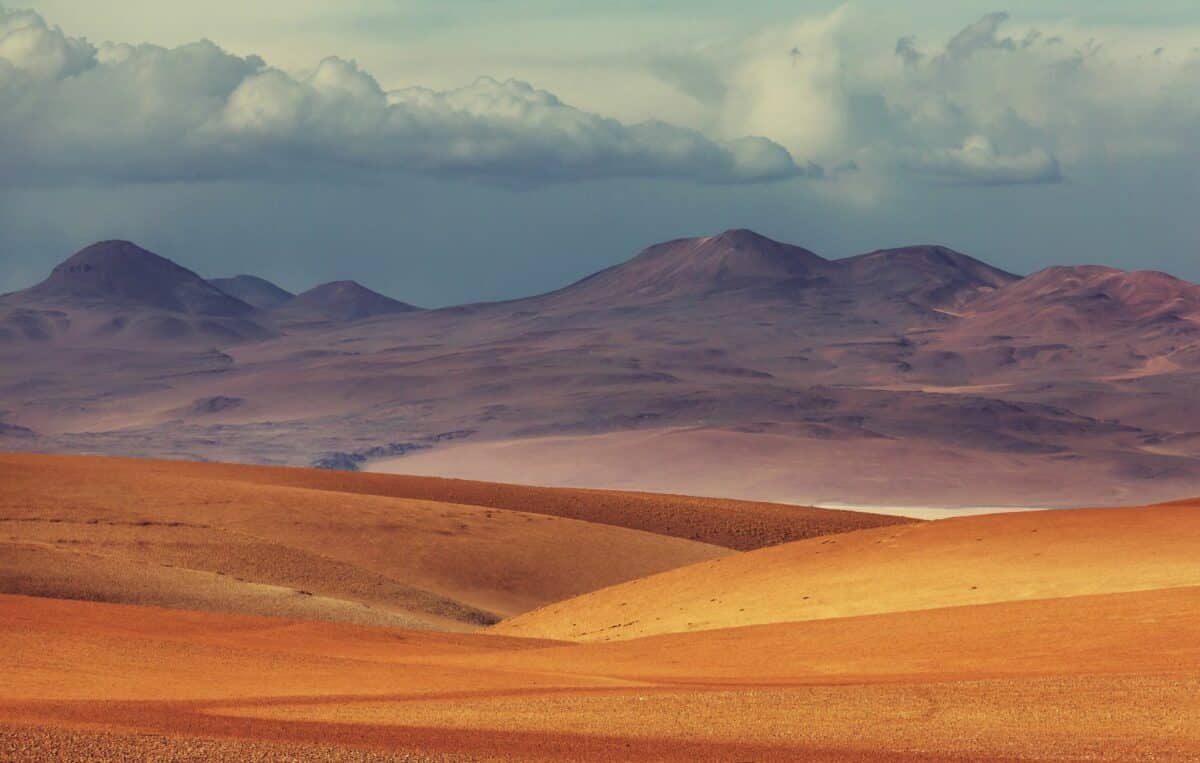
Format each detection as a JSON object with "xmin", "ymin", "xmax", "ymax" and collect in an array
[
  {"xmin": 2, "ymin": 586, "xmax": 1199, "ymax": 761},
  {"xmin": 7, "ymin": 451, "xmax": 909, "ymax": 550},
  {"xmin": 495, "ymin": 499, "xmax": 1200, "ymax": 640},
  {"xmin": 3, "ymin": 454, "xmax": 1198, "ymax": 760},
  {"xmin": 0, "ymin": 452, "xmax": 910, "ymax": 628},
  {"xmin": 0, "ymin": 452, "xmax": 744, "ymax": 628}
]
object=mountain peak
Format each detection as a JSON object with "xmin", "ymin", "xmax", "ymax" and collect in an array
[
  {"xmin": 543, "ymin": 229, "xmax": 830, "ymax": 307},
  {"xmin": 845, "ymin": 244, "xmax": 1014, "ymax": 274},
  {"xmin": 26, "ymin": 240, "xmax": 256, "ymax": 316},
  {"xmin": 276, "ymin": 280, "xmax": 419, "ymax": 322},
  {"xmin": 837, "ymin": 244, "xmax": 1020, "ymax": 310},
  {"xmin": 708, "ymin": 228, "xmax": 777, "ymax": 247},
  {"xmin": 315, "ymin": 280, "xmax": 368, "ymax": 291},
  {"xmin": 58, "ymin": 240, "xmax": 171, "ymax": 271}
]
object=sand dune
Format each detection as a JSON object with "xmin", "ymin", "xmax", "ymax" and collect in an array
[
  {"xmin": 476, "ymin": 586, "xmax": 1200, "ymax": 683},
  {"xmin": 4, "ymin": 454, "xmax": 1198, "ymax": 760},
  {"xmin": 495, "ymin": 499, "xmax": 1200, "ymax": 640},
  {"xmin": 2, "ymin": 453, "xmax": 906, "ymax": 551},
  {"xmin": 3, "ymin": 586, "xmax": 1199, "ymax": 761},
  {"xmin": 249, "ymin": 461, "xmax": 910, "ymax": 551},
  {"xmin": 0, "ymin": 453, "xmax": 741, "ymax": 626}
]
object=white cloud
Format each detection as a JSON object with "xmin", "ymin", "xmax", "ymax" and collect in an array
[
  {"xmin": 0, "ymin": 6, "xmax": 812, "ymax": 187},
  {"xmin": 716, "ymin": 10, "xmax": 851, "ymax": 164},
  {"xmin": 900, "ymin": 135, "xmax": 1062, "ymax": 185},
  {"xmin": 649, "ymin": 9, "xmax": 1200, "ymax": 187},
  {"xmin": 0, "ymin": 7, "xmax": 92, "ymax": 79},
  {"xmin": 5, "ymin": 5, "xmax": 1198, "ymax": 192}
]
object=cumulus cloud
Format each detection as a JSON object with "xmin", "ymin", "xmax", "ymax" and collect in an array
[
  {"xmin": 900, "ymin": 136, "xmax": 1062, "ymax": 186},
  {"xmin": 650, "ymin": 10, "xmax": 1200, "ymax": 188},
  {"xmin": 0, "ymin": 6, "xmax": 812, "ymax": 187},
  {"xmin": 941, "ymin": 12, "xmax": 1016, "ymax": 60},
  {"xmin": 0, "ymin": 7, "xmax": 93, "ymax": 79}
]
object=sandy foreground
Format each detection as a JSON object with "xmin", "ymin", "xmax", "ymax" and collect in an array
[{"xmin": 1, "ymin": 454, "xmax": 1198, "ymax": 760}]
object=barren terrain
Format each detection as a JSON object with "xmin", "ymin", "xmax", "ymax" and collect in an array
[
  {"xmin": 496, "ymin": 498, "xmax": 1200, "ymax": 640},
  {"xmin": 5, "ymin": 232, "xmax": 1200, "ymax": 507},
  {"xmin": 2, "ymin": 454, "xmax": 1198, "ymax": 760},
  {"xmin": 0, "ymin": 453, "xmax": 903, "ymax": 628}
]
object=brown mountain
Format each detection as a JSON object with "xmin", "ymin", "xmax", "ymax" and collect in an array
[
  {"xmin": 539, "ymin": 228, "xmax": 831, "ymax": 308},
  {"xmin": 0, "ymin": 241, "xmax": 269, "ymax": 345},
  {"xmin": 2, "ymin": 230, "xmax": 1198, "ymax": 508},
  {"xmin": 273, "ymin": 280, "xmax": 420, "ymax": 322},
  {"xmin": 962, "ymin": 265, "xmax": 1200, "ymax": 333},
  {"xmin": 836, "ymin": 244, "xmax": 1019, "ymax": 311},
  {"xmin": 22, "ymin": 240, "xmax": 255, "ymax": 316},
  {"xmin": 536, "ymin": 232, "xmax": 1021, "ymax": 330}
]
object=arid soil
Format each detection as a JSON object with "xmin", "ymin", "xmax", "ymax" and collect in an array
[
  {"xmin": 0, "ymin": 453, "xmax": 905, "ymax": 628},
  {"xmin": 3, "ymin": 588, "xmax": 1199, "ymax": 761},
  {"xmin": 0, "ymin": 453, "xmax": 732, "ymax": 627},
  {"xmin": 2, "ymin": 455, "xmax": 1198, "ymax": 760},
  {"xmin": 495, "ymin": 499, "xmax": 1200, "ymax": 640}
]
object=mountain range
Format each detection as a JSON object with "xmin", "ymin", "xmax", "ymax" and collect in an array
[{"xmin": 2, "ymin": 230, "xmax": 1198, "ymax": 508}]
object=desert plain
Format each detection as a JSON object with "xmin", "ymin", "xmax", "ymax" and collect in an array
[{"xmin": 2, "ymin": 452, "xmax": 1198, "ymax": 761}]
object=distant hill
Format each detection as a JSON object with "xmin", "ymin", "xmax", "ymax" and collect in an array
[
  {"xmin": 538, "ymin": 228, "xmax": 830, "ymax": 307},
  {"xmin": 23, "ymin": 240, "xmax": 255, "ymax": 316},
  {"xmin": 837, "ymin": 244, "xmax": 1019, "ymax": 311},
  {"xmin": 2, "ymin": 230, "xmax": 1199, "ymax": 507},
  {"xmin": 273, "ymin": 280, "xmax": 420, "ymax": 322},
  {"xmin": 0, "ymin": 240, "xmax": 269, "ymax": 344},
  {"xmin": 208, "ymin": 275, "xmax": 294, "ymax": 310},
  {"xmin": 962, "ymin": 265, "xmax": 1200, "ymax": 332}
]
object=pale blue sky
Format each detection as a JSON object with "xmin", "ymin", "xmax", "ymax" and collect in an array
[{"xmin": 3, "ymin": 2, "xmax": 1198, "ymax": 304}]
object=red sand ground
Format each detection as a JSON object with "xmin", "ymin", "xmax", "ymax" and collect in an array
[
  {"xmin": 496, "ymin": 499, "xmax": 1200, "ymax": 640},
  {"xmin": 2, "ymin": 455, "xmax": 1198, "ymax": 760},
  {"xmin": 0, "ymin": 453, "xmax": 761, "ymax": 626},
  {"xmin": 3, "ymin": 589, "xmax": 1199, "ymax": 761}
]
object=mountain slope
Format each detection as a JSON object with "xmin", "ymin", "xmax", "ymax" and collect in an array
[
  {"xmin": 538, "ymin": 228, "xmax": 831, "ymax": 308},
  {"xmin": 3, "ymin": 231, "xmax": 1200, "ymax": 507},
  {"xmin": 962, "ymin": 265, "xmax": 1200, "ymax": 333},
  {"xmin": 837, "ymin": 244, "xmax": 1020, "ymax": 311},
  {"xmin": 20, "ymin": 241, "xmax": 255, "ymax": 316},
  {"xmin": 273, "ymin": 280, "xmax": 419, "ymax": 321},
  {"xmin": 0, "ymin": 241, "xmax": 271, "ymax": 345},
  {"xmin": 208, "ymin": 274, "xmax": 295, "ymax": 309}
]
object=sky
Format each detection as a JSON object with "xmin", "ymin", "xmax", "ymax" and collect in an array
[{"xmin": 1, "ymin": 1, "xmax": 1198, "ymax": 306}]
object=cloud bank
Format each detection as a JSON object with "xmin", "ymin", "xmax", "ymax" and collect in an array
[
  {"xmin": 4, "ymin": 6, "xmax": 1198, "ymax": 192},
  {"xmin": 653, "ymin": 10, "xmax": 1200, "ymax": 187},
  {"xmin": 0, "ymin": 6, "xmax": 812, "ymax": 187},
  {"xmin": 901, "ymin": 137, "xmax": 1062, "ymax": 186}
]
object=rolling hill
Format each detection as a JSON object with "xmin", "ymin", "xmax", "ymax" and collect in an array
[
  {"xmin": 0, "ymin": 453, "xmax": 906, "ymax": 628},
  {"xmin": 494, "ymin": 497, "xmax": 1200, "ymax": 640},
  {"xmin": 273, "ymin": 280, "xmax": 420, "ymax": 322},
  {"xmin": 2, "ymin": 465, "xmax": 1198, "ymax": 761}
]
